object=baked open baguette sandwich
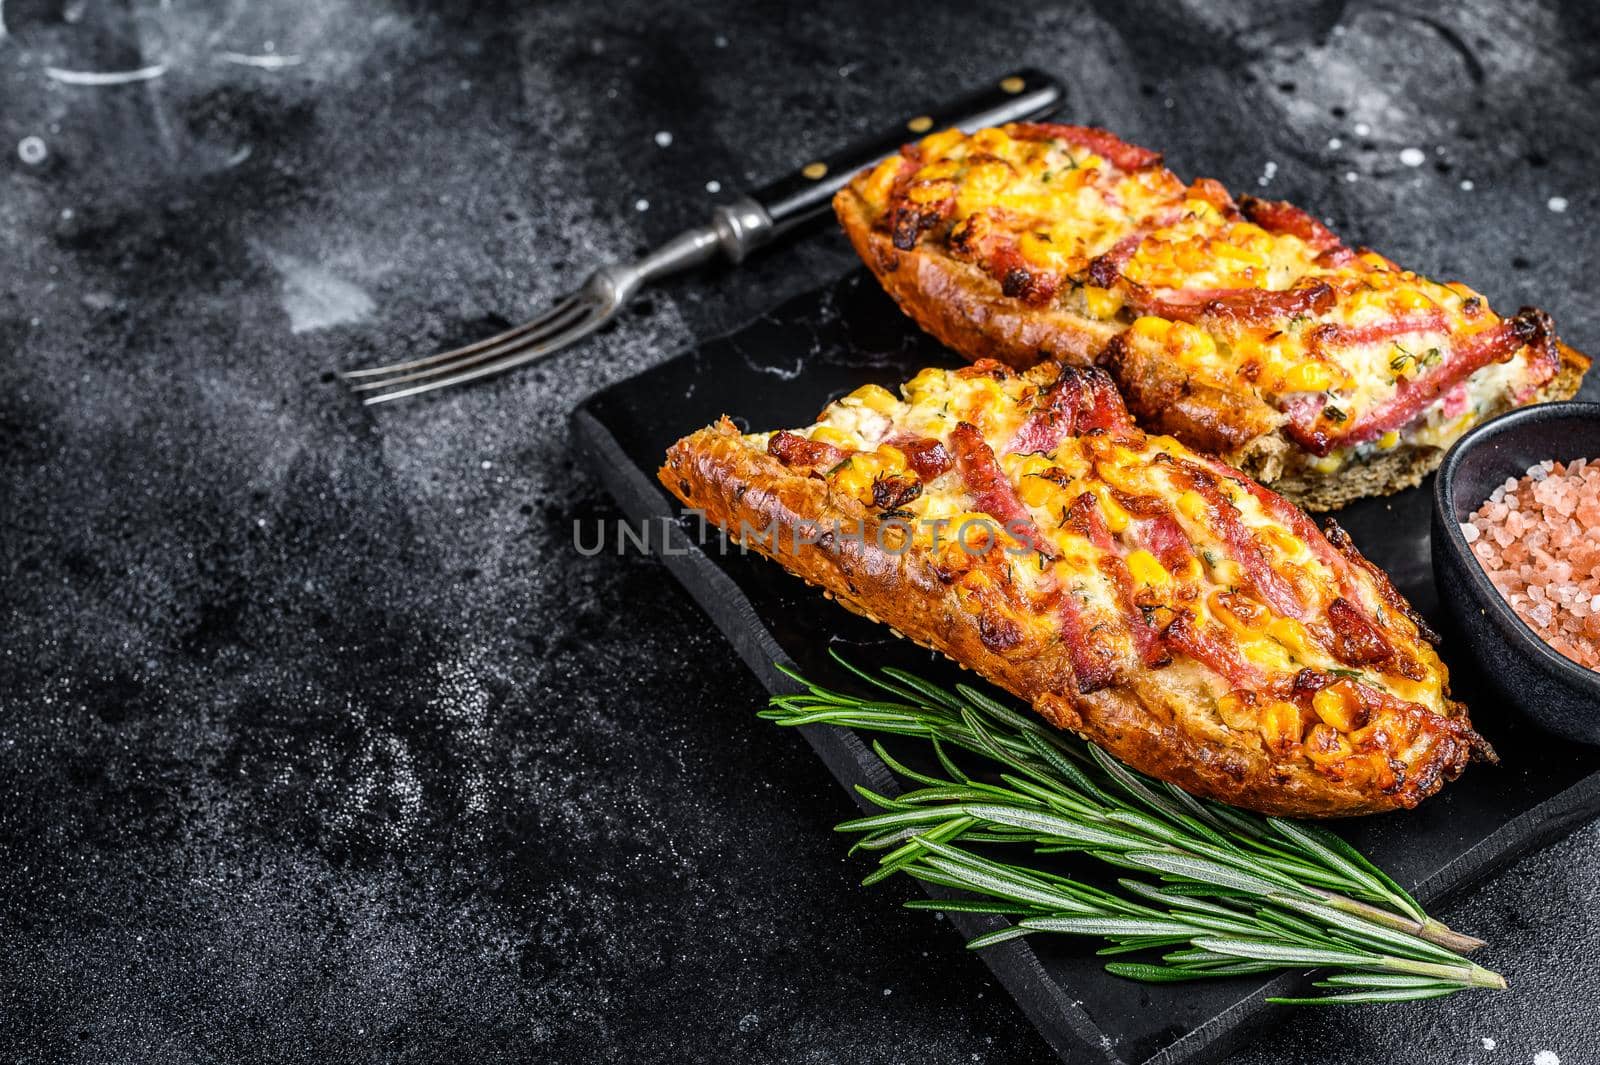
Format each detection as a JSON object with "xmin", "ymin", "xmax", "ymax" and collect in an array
[
  {"xmin": 835, "ymin": 123, "xmax": 1589, "ymax": 510},
  {"xmin": 660, "ymin": 360, "xmax": 1491, "ymax": 817}
]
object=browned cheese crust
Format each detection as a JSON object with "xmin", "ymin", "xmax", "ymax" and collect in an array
[
  {"xmin": 835, "ymin": 126, "xmax": 1590, "ymax": 512},
  {"xmin": 661, "ymin": 415, "xmax": 1482, "ymax": 818}
]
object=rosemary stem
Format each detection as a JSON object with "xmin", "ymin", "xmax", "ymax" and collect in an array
[
  {"xmin": 1310, "ymin": 890, "xmax": 1486, "ymax": 954},
  {"xmin": 1380, "ymin": 956, "xmax": 1507, "ymax": 990}
]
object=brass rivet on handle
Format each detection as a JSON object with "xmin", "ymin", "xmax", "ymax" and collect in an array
[
  {"xmin": 802, "ymin": 161, "xmax": 828, "ymax": 180},
  {"xmin": 906, "ymin": 114, "xmax": 933, "ymax": 133},
  {"xmin": 999, "ymin": 75, "xmax": 1025, "ymax": 94}
]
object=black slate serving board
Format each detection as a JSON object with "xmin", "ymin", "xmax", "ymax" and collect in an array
[{"xmin": 571, "ymin": 270, "xmax": 1600, "ymax": 1065}]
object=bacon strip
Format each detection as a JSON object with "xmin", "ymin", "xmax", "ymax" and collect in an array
[
  {"xmin": 1285, "ymin": 309, "xmax": 1553, "ymax": 454},
  {"xmin": 1054, "ymin": 587, "xmax": 1121, "ymax": 694},
  {"xmin": 1087, "ymin": 233, "xmax": 1146, "ymax": 288},
  {"xmin": 1187, "ymin": 177, "xmax": 1239, "ymax": 217},
  {"xmin": 1323, "ymin": 520, "xmax": 1439, "ymax": 645},
  {"xmin": 1239, "ymin": 196, "xmax": 1343, "ymax": 253},
  {"xmin": 1064, "ymin": 493, "xmax": 1169, "ymax": 668},
  {"xmin": 1324, "ymin": 597, "xmax": 1394, "ymax": 666},
  {"xmin": 768, "ymin": 431, "xmax": 847, "ymax": 469},
  {"xmin": 1126, "ymin": 281, "xmax": 1335, "ymax": 326},
  {"xmin": 1162, "ymin": 610, "xmax": 1266, "ymax": 689},
  {"xmin": 884, "ymin": 146, "xmax": 951, "ymax": 251},
  {"xmin": 1128, "ymin": 511, "xmax": 1193, "ymax": 575},
  {"xmin": 1305, "ymin": 311, "xmax": 1448, "ymax": 352},
  {"xmin": 948, "ymin": 422, "xmax": 1056, "ymax": 557},
  {"xmin": 948, "ymin": 210, "xmax": 1061, "ymax": 306},
  {"xmin": 1170, "ymin": 458, "xmax": 1309, "ymax": 621},
  {"xmin": 1008, "ymin": 122, "xmax": 1163, "ymax": 171},
  {"xmin": 894, "ymin": 436, "xmax": 954, "ymax": 482},
  {"xmin": 1006, "ymin": 367, "xmax": 1131, "ymax": 455}
]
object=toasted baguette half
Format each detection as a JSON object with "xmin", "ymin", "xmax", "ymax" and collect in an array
[
  {"xmin": 836, "ymin": 123, "xmax": 1589, "ymax": 510},
  {"xmin": 661, "ymin": 361, "xmax": 1489, "ymax": 817}
]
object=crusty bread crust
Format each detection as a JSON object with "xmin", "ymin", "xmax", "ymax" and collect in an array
[
  {"xmin": 838, "ymin": 185, "xmax": 1119, "ymax": 371},
  {"xmin": 660, "ymin": 420, "xmax": 1477, "ymax": 818},
  {"xmin": 837, "ymin": 185, "xmax": 1591, "ymax": 513}
]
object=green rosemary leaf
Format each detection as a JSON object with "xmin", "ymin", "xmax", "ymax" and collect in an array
[
  {"xmin": 1095, "ymin": 936, "xmax": 1198, "ymax": 956},
  {"xmin": 1015, "ymin": 916, "xmax": 1205, "ymax": 939},
  {"xmin": 871, "ymin": 740, "xmax": 954, "ymax": 790},
  {"xmin": 1120, "ymin": 851, "xmax": 1298, "ymax": 899},
  {"xmin": 1269, "ymin": 818, "xmax": 1414, "ymax": 914},
  {"xmin": 1191, "ymin": 937, "xmax": 1379, "ymax": 968},
  {"xmin": 1104, "ymin": 962, "xmax": 1265, "ymax": 983},
  {"xmin": 1266, "ymin": 988, "xmax": 1458, "ymax": 1006},
  {"xmin": 903, "ymin": 898, "xmax": 1033, "ymax": 916},
  {"xmin": 965, "ymin": 925, "xmax": 1035, "ymax": 949},
  {"xmin": 960, "ymin": 804, "xmax": 1147, "ymax": 850},
  {"xmin": 762, "ymin": 658, "xmax": 1502, "ymax": 1005},
  {"xmin": 1316, "ymin": 973, "xmax": 1460, "ymax": 989}
]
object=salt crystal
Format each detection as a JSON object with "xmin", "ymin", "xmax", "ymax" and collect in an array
[{"xmin": 1468, "ymin": 458, "xmax": 1600, "ymax": 671}]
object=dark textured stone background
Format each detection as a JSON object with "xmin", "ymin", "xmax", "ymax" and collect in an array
[{"xmin": 3, "ymin": 2, "xmax": 1598, "ymax": 1062}]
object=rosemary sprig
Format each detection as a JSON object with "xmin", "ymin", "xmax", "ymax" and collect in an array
[{"xmin": 762, "ymin": 653, "xmax": 1503, "ymax": 1004}]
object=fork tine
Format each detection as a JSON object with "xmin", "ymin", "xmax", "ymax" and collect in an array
[
  {"xmin": 340, "ymin": 294, "xmax": 581, "ymax": 380},
  {"xmin": 359, "ymin": 304, "xmax": 611, "ymax": 405},
  {"xmin": 347, "ymin": 297, "xmax": 595, "ymax": 394}
]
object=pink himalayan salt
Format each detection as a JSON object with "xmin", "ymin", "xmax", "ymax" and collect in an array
[{"xmin": 1463, "ymin": 457, "xmax": 1600, "ymax": 671}]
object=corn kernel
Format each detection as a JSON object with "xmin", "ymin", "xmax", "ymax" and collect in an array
[
  {"xmin": 1176, "ymin": 490, "xmax": 1210, "ymax": 522},
  {"xmin": 904, "ymin": 367, "xmax": 946, "ymax": 402},
  {"xmin": 1393, "ymin": 287, "xmax": 1434, "ymax": 311},
  {"xmin": 919, "ymin": 128, "xmax": 965, "ymax": 159},
  {"xmin": 1018, "ymin": 232, "xmax": 1057, "ymax": 268},
  {"xmin": 1303, "ymin": 722, "xmax": 1354, "ymax": 765},
  {"xmin": 1312, "ymin": 682, "xmax": 1366, "ymax": 732},
  {"xmin": 874, "ymin": 444, "xmax": 907, "ymax": 470},
  {"xmin": 1093, "ymin": 485, "xmax": 1132, "ymax": 533},
  {"xmin": 1168, "ymin": 322, "xmax": 1218, "ymax": 362},
  {"xmin": 1261, "ymin": 701, "xmax": 1301, "ymax": 749},
  {"xmin": 850, "ymin": 384, "xmax": 900, "ymax": 416},
  {"xmin": 970, "ymin": 127, "xmax": 1009, "ymax": 154},
  {"xmin": 1125, "ymin": 549, "xmax": 1169, "ymax": 588},
  {"xmin": 1280, "ymin": 361, "xmax": 1339, "ymax": 393},
  {"xmin": 1210, "ymin": 590, "xmax": 1268, "ymax": 634},
  {"xmin": 1083, "ymin": 285, "xmax": 1124, "ymax": 320},
  {"xmin": 1017, "ymin": 474, "xmax": 1058, "ymax": 509},
  {"xmin": 1265, "ymin": 617, "xmax": 1308, "ymax": 656},
  {"xmin": 1217, "ymin": 689, "xmax": 1258, "ymax": 731},
  {"xmin": 810, "ymin": 425, "xmax": 856, "ymax": 449},
  {"xmin": 1377, "ymin": 430, "xmax": 1400, "ymax": 451},
  {"xmin": 1131, "ymin": 316, "xmax": 1174, "ymax": 342},
  {"xmin": 1309, "ymin": 453, "xmax": 1344, "ymax": 475},
  {"xmin": 861, "ymin": 156, "xmax": 902, "ymax": 205},
  {"xmin": 1261, "ymin": 525, "xmax": 1303, "ymax": 559}
]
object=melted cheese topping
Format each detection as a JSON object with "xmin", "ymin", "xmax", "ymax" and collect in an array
[
  {"xmin": 865, "ymin": 124, "xmax": 1557, "ymax": 468},
  {"xmin": 757, "ymin": 362, "xmax": 1460, "ymax": 787}
]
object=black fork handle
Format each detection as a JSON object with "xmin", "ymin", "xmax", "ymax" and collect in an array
[{"xmin": 750, "ymin": 69, "xmax": 1065, "ymax": 240}]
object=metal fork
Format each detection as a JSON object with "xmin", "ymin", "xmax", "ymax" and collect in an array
[{"xmin": 340, "ymin": 69, "xmax": 1063, "ymax": 405}]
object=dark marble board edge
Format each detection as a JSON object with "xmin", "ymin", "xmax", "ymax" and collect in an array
[{"xmin": 570, "ymin": 312, "xmax": 1600, "ymax": 1065}]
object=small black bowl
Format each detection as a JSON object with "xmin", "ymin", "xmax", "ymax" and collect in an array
[{"xmin": 1432, "ymin": 401, "xmax": 1600, "ymax": 744}]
